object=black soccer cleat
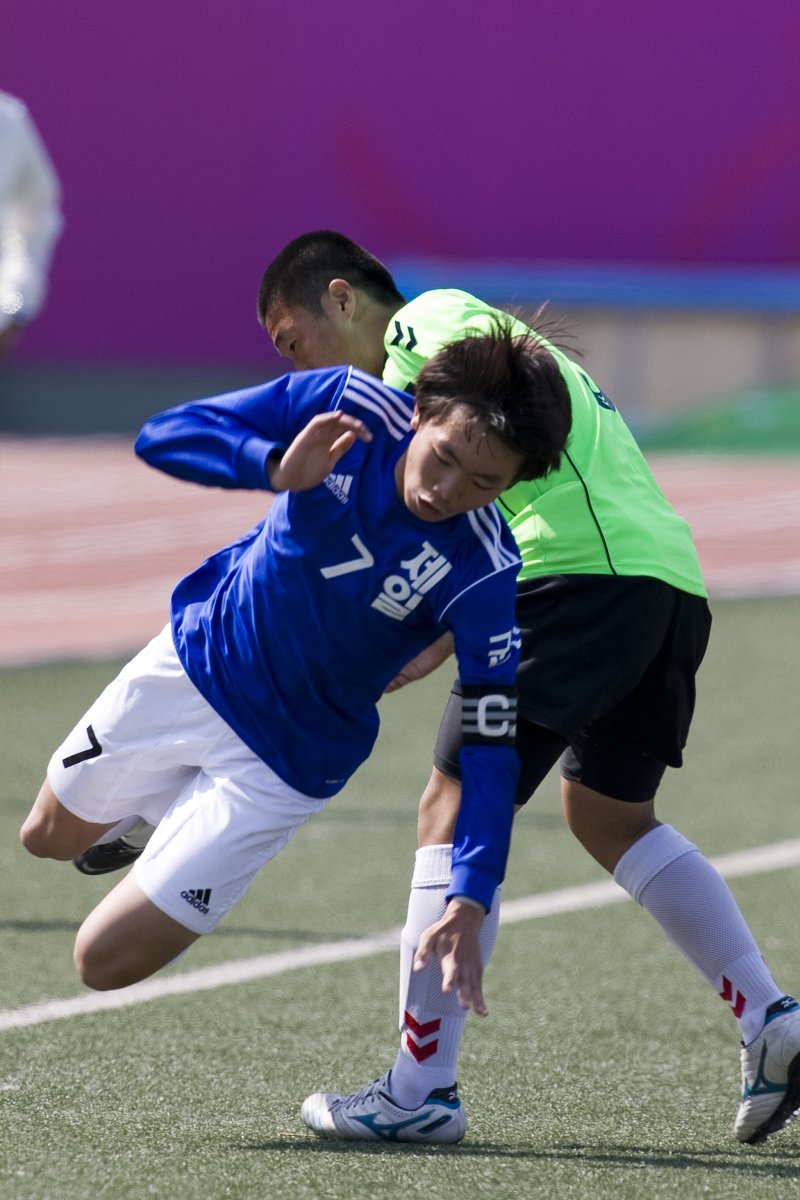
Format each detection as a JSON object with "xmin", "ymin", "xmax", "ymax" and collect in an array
[
  {"xmin": 73, "ymin": 820, "xmax": 154, "ymax": 876},
  {"xmin": 73, "ymin": 836, "xmax": 145, "ymax": 875}
]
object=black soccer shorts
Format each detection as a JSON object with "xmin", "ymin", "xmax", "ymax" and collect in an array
[{"xmin": 433, "ymin": 574, "xmax": 712, "ymax": 805}]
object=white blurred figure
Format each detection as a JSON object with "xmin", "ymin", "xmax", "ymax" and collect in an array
[{"xmin": 0, "ymin": 91, "xmax": 63, "ymax": 361}]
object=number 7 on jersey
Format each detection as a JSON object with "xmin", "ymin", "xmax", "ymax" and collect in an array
[{"xmin": 320, "ymin": 535, "xmax": 375, "ymax": 579}]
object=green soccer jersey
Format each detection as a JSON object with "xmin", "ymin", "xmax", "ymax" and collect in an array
[{"xmin": 382, "ymin": 289, "xmax": 706, "ymax": 597}]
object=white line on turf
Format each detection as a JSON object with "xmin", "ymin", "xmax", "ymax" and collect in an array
[{"xmin": 2, "ymin": 837, "xmax": 799, "ymax": 1032}]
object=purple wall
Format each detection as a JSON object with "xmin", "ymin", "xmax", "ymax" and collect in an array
[{"xmin": 7, "ymin": 0, "xmax": 800, "ymax": 364}]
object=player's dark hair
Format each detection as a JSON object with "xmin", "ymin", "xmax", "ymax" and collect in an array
[
  {"xmin": 414, "ymin": 317, "xmax": 572, "ymax": 481},
  {"xmin": 257, "ymin": 231, "xmax": 406, "ymax": 324}
]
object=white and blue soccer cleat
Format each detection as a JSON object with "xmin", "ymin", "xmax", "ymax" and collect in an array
[
  {"xmin": 301, "ymin": 1072, "xmax": 466, "ymax": 1143},
  {"xmin": 735, "ymin": 996, "xmax": 800, "ymax": 1144}
]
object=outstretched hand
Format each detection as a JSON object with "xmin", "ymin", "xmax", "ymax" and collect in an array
[
  {"xmin": 269, "ymin": 412, "xmax": 372, "ymax": 493},
  {"xmin": 414, "ymin": 898, "xmax": 489, "ymax": 1016}
]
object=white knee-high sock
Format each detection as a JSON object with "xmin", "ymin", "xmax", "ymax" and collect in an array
[
  {"xmin": 614, "ymin": 824, "xmax": 784, "ymax": 1044},
  {"xmin": 390, "ymin": 844, "xmax": 501, "ymax": 1108}
]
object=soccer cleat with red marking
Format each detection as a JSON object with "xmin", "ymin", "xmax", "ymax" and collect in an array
[
  {"xmin": 734, "ymin": 996, "xmax": 800, "ymax": 1144},
  {"xmin": 301, "ymin": 1072, "xmax": 466, "ymax": 1143}
]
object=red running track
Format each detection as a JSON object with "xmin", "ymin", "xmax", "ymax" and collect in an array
[{"xmin": 2, "ymin": 437, "xmax": 800, "ymax": 666}]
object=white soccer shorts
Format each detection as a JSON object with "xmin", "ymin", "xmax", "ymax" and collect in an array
[{"xmin": 48, "ymin": 624, "xmax": 331, "ymax": 932}]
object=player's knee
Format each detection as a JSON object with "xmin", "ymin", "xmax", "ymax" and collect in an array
[
  {"xmin": 74, "ymin": 931, "xmax": 139, "ymax": 991},
  {"xmin": 21, "ymin": 780, "xmax": 87, "ymax": 860},
  {"xmin": 19, "ymin": 816, "xmax": 44, "ymax": 857},
  {"xmin": 562, "ymin": 780, "xmax": 658, "ymax": 871},
  {"xmin": 19, "ymin": 813, "xmax": 71, "ymax": 860}
]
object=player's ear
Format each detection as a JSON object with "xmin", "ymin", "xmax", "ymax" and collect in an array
[
  {"xmin": 410, "ymin": 405, "xmax": 421, "ymax": 431},
  {"xmin": 325, "ymin": 279, "xmax": 357, "ymax": 321}
]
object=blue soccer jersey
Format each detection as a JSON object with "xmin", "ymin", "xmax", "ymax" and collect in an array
[{"xmin": 135, "ymin": 366, "xmax": 522, "ymax": 909}]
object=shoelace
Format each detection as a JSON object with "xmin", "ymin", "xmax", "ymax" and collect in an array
[{"xmin": 331, "ymin": 1076, "xmax": 390, "ymax": 1113}]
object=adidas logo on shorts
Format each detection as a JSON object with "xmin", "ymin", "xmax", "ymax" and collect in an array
[{"xmin": 181, "ymin": 887, "xmax": 212, "ymax": 915}]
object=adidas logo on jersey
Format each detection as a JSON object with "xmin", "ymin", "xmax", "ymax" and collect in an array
[
  {"xmin": 324, "ymin": 473, "xmax": 353, "ymax": 504},
  {"xmin": 181, "ymin": 887, "xmax": 212, "ymax": 915}
]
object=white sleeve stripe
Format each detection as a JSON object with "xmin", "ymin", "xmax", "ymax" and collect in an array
[
  {"xmin": 467, "ymin": 508, "xmax": 519, "ymax": 571},
  {"xmin": 345, "ymin": 372, "xmax": 412, "ymax": 439},
  {"xmin": 344, "ymin": 390, "xmax": 407, "ymax": 439},
  {"xmin": 479, "ymin": 504, "xmax": 519, "ymax": 567},
  {"xmin": 350, "ymin": 369, "xmax": 414, "ymax": 425},
  {"xmin": 332, "ymin": 365, "xmax": 352, "ymax": 414},
  {"xmin": 353, "ymin": 378, "xmax": 413, "ymax": 434},
  {"xmin": 436, "ymin": 558, "xmax": 519, "ymax": 620}
]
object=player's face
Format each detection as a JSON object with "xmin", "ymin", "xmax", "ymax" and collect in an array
[
  {"xmin": 399, "ymin": 404, "xmax": 524, "ymax": 522},
  {"xmin": 266, "ymin": 300, "xmax": 357, "ymax": 373}
]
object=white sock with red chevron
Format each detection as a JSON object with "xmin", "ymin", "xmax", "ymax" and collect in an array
[
  {"xmin": 613, "ymin": 824, "xmax": 784, "ymax": 1045},
  {"xmin": 388, "ymin": 843, "xmax": 500, "ymax": 1109}
]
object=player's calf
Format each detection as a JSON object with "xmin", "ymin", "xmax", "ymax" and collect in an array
[{"xmin": 74, "ymin": 872, "xmax": 199, "ymax": 991}]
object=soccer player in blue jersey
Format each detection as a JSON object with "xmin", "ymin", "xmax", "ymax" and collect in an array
[{"xmin": 20, "ymin": 323, "xmax": 571, "ymax": 1141}]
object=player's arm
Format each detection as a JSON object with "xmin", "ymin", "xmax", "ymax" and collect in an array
[
  {"xmin": 435, "ymin": 588, "xmax": 521, "ymax": 910},
  {"xmin": 134, "ymin": 368, "xmax": 368, "ymax": 491},
  {"xmin": 414, "ymin": 669, "xmax": 518, "ymax": 1016},
  {"xmin": 414, "ymin": 671, "xmax": 519, "ymax": 1016},
  {"xmin": 449, "ymin": 681, "xmax": 519, "ymax": 909},
  {"xmin": 414, "ymin": 569, "xmax": 521, "ymax": 1014},
  {"xmin": 383, "ymin": 631, "xmax": 454, "ymax": 693}
]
